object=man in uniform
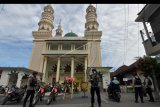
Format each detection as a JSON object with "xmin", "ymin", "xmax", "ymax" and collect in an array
[{"xmin": 89, "ymin": 69, "xmax": 101, "ymax": 107}]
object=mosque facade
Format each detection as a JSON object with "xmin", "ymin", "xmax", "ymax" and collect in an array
[{"xmin": 29, "ymin": 4, "xmax": 104, "ymax": 88}]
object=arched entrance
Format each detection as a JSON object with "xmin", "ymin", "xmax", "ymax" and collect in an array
[
  {"xmin": 21, "ymin": 74, "xmax": 29, "ymax": 87},
  {"xmin": 8, "ymin": 70, "xmax": 18, "ymax": 87}
]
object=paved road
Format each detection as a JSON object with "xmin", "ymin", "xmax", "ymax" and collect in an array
[{"xmin": 0, "ymin": 92, "xmax": 160, "ymax": 107}]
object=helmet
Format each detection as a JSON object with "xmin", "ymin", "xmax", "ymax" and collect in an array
[
  {"xmin": 29, "ymin": 74, "xmax": 33, "ymax": 78},
  {"xmin": 113, "ymin": 77, "xmax": 117, "ymax": 80}
]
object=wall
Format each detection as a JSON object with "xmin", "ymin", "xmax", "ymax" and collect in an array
[
  {"xmin": 0, "ymin": 70, "xmax": 10, "ymax": 86},
  {"xmin": 102, "ymin": 72, "xmax": 110, "ymax": 89},
  {"xmin": 0, "ymin": 70, "xmax": 42, "ymax": 88},
  {"xmin": 150, "ymin": 7, "xmax": 160, "ymax": 43},
  {"xmin": 29, "ymin": 41, "xmax": 46, "ymax": 73},
  {"xmin": 88, "ymin": 41, "xmax": 102, "ymax": 67}
]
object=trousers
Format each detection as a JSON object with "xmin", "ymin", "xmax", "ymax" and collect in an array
[
  {"xmin": 146, "ymin": 87, "xmax": 154, "ymax": 102},
  {"xmin": 90, "ymin": 87, "xmax": 101, "ymax": 106},
  {"xmin": 135, "ymin": 87, "xmax": 143, "ymax": 102},
  {"xmin": 23, "ymin": 90, "xmax": 35, "ymax": 106}
]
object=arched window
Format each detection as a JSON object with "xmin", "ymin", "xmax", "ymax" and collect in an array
[
  {"xmin": 76, "ymin": 64, "xmax": 84, "ymax": 72},
  {"xmin": 64, "ymin": 64, "xmax": 71, "ymax": 72},
  {"xmin": 52, "ymin": 64, "xmax": 57, "ymax": 72}
]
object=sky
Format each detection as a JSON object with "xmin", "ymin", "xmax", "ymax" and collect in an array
[{"xmin": 0, "ymin": 4, "xmax": 147, "ymax": 71}]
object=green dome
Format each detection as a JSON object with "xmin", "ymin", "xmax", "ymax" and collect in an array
[{"xmin": 64, "ymin": 32, "xmax": 78, "ymax": 37}]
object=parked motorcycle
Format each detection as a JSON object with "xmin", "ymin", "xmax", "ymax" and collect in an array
[
  {"xmin": 107, "ymin": 85, "xmax": 121, "ymax": 102},
  {"xmin": 1, "ymin": 85, "xmax": 26, "ymax": 105},
  {"xmin": 32, "ymin": 86, "xmax": 45, "ymax": 105},
  {"xmin": 0, "ymin": 85, "xmax": 5, "ymax": 94},
  {"xmin": 46, "ymin": 86, "xmax": 58, "ymax": 105}
]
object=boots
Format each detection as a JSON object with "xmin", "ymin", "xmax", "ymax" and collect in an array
[
  {"xmin": 98, "ymin": 103, "xmax": 101, "ymax": 107},
  {"xmin": 91, "ymin": 103, "xmax": 94, "ymax": 107},
  {"xmin": 29, "ymin": 104, "xmax": 34, "ymax": 107},
  {"xmin": 23, "ymin": 104, "xmax": 26, "ymax": 107}
]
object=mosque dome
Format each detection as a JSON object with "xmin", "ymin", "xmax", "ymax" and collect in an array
[{"xmin": 64, "ymin": 32, "xmax": 78, "ymax": 37}]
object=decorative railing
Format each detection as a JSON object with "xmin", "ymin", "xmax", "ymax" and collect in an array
[{"xmin": 43, "ymin": 50, "xmax": 88, "ymax": 55}]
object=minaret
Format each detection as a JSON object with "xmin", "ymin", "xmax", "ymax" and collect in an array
[
  {"xmin": 84, "ymin": 4, "xmax": 102, "ymax": 67},
  {"xmin": 85, "ymin": 4, "xmax": 99, "ymax": 31},
  {"xmin": 29, "ymin": 4, "xmax": 54, "ymax": 73},
  {"xmin": 55, "ymin": 19, "xmax": 63, "ymax": 37},
  {"xmin": 38, "ymin": 4, "xmax": 54, "ymax": 32},
  {"xmin": 32, "ymin": 4, "xmax": 54, "ymax": 39}
]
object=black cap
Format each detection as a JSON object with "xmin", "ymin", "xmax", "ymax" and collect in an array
[
  {"xmin": 32, "ymin": 72, "xmax": 38, "ymax": 76},
  {"xmin": 92, "ymin": 69, "xmax": 97, "ymax": 71}
]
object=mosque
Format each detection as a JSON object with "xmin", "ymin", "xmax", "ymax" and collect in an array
[{"xmin": 29, "ymin": 4, "xmax": 110, "ymax": 90}]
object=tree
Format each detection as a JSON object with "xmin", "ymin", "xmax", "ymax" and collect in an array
[
  {"xmin": 136, "ymin": 56, "xmax": 157, "ymax": 76},
  {"xmin": 136, "ymin": 56, "xmax": 160, "ymax": 99}
]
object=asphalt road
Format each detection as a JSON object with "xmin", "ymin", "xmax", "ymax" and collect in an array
[{"xmin": 0, "ymin": 92, "xmax": 160, "ymax": 107}]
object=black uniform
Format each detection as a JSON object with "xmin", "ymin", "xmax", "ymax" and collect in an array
[
  {"xmin": 134, "ymin": 76, "xmax": 144, "ymax": 103},
  {"xmin": 23, "ymin": 76, "xmax": 37, "ymax": 107},
  {"xmin": 90, "ymin": 73, "xmax": 101, "ymax": 107}
]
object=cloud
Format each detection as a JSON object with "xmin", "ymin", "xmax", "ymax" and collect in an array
[{"xmin": 0, "ymin": 4, "xmax": 146, "ymax": 70}]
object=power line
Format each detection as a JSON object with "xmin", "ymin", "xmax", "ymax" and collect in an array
[
  {"xmin": 137, "ymin": 4, "xmax": 140, "ymax": 57},
  {"xmin": 123, "ymin": 4, "xmax": 126, "ymax": 65},
  {"xmin": 0, "ymin": 4, "xmax": 5, "ymax": 14}
]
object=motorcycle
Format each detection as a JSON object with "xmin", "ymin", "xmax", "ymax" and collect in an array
[
  {"xmin": 46, "ymin": 86, "xmax": 58, "ymax": 105},
  {"xmin": 1, "ymin": 85, "xmax": 26, "ymax": 105},
  {"xmin": 32, "ymin": 86, "xmax": 45, "ymax": 105},
  {"xmin": 107, "ymin": 84, "xmax": 121, "ymax": 102},
  {"xmin": 0, "ymin": 85, "xmax": 5, "ymax": 94}
]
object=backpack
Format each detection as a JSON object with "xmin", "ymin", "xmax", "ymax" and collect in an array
[
  {"xmin": 30, "ymin": 78, "xmax": 37, "ymax": 87},
  {"xmin": 146, "ymin": 78, "xmax": 152, "ymax": 86},
  {"xmin": 134, "ymin": 77, "xmax": 142, "ymax": 85}
]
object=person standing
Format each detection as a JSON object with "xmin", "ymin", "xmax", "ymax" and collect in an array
[
  {"xmin": 89, "ymin": 69, "xmax": 101, "ymax": 107},
  {"xmin": 23, "ymin": 72, "xmax": 38, "ymax": 107},
  {"xmin": 144, "ymin": 74, "xmax": 155, "ymax": 102},
  {"xmin": 133, "ymin": 74, "xmax": 144, "ymax": 103}
]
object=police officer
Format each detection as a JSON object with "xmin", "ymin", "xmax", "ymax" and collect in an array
[
  {"xmin": 133, "ymin": 74, "xmax": 144, "ymax": 103},
  {"xmin": 144, "ymin": 74, "xmax": 154, "ymax": 102},
  {"xmin": 23, "ymin": 72, "xmax": 38, "ymax": 107},
  {"xmin": 89, "ymin": 69, "xmax": 101, "ymax": 107}
]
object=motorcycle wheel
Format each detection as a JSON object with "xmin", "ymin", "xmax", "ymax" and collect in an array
[
  {"xmin": 115, "ymin": 94, "xmax": 120, "ymax": 102},
  {"xmin": 53, "ymin": 94, "xmax": 56, "ymax": 101},
  {"xmin": 116, "ymin": 98, "xmax": 120, "ymax": 102},
  {"xmin": 1, "ymin": 96, "xmax": 8, "ymax": 105},
  {"xmin": 46, "ymin": 95, "xmax": 53, "ymax": 105},
  {"xmin": 17, "ymin": 97, "xmax": 22, "ymax": 103},
  {"xmin": 33, "ymin": 93, "xmax": 40, "ymax": 105}
]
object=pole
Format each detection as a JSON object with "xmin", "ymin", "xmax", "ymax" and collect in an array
[
  {"xmin": 125, "ymin": 81, "xmax": 127, "ymax": 93},
  {"xmin": 140, "ymin": 30, "xmax": 145, "ymax": 42},
  {"xmin": 152, "ymin": 70, "xmax": 160, "ymax": 100},
  {"xmin": 71, "ymin": 79, "xmax": 73, "ymax": 99}
]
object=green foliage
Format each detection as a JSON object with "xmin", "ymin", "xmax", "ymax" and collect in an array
[{"xmin": 136, "ymin": 56, "xmax": 159, "ymax": 77}]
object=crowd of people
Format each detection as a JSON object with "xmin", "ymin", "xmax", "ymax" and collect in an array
[{"xmin": 20, "ymin": 69, "xmax": 155, "ymax": 107}]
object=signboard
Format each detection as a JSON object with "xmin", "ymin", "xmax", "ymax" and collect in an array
[{"xmin": 123, "ymin": 78, "xmax": 128, "ymax": 82}]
